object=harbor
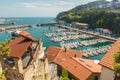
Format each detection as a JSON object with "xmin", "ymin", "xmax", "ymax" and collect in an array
[
  {"xmin": 0, "ymin": 17, "xmax": 114, "ymax": 60},
  {"xmin": 42, "ymin": 26, "xmax": 113, "ymax": 58}
]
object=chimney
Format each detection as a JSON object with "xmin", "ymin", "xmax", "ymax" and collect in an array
[
  {"xmin": 64, "ymin": 46, "xmax": 67, "ymax": 52},
  {"xmin": 74, "ymin": 54, "xmax": 77, "ymax": 57}
]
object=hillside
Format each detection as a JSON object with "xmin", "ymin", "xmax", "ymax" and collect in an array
[{"xmin": 56, "ymin": 0, "xmax": 120, "ymax": 34}]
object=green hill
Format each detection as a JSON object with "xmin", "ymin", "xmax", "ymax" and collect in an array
[{"xmin": 56, "ymin": 0, "xmax": 120, "ymax": 34}]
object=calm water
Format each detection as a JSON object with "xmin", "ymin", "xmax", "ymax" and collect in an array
[{"xmin": 0, "ymin": 17, "xmax": 112, "ymax": 60}]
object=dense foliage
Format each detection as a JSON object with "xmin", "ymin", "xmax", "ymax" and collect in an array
[
  {"xmin": 0, "ymin": 68, "xmax": 7, "ymax": 80},
  {"xmin": 114, "ymin": 63, "xmax": 120, "ymax": 71},
  {"xmin": 113, "ymin": 48, "xmax": 120, "ymax": 79},
  {"xmin": 57, "ymin": 9, "xmax": 120, "ymax": 34},
  {"xmin": 60, "ymin": 68, "xmax": 69, "ymax": 80},
  {"xmin": 114, "ymin": 49, "xmax": 120, "ymax": 63},
  {"xmin": 0, "ymin": 39, "xmax": 11, "ymax": 56}
]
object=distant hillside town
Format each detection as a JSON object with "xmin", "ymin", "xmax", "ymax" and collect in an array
[{"xmin": 91, "ymin": 0, "xmax": 120, "ymax": 10}]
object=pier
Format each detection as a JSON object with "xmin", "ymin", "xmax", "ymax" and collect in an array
[
  {"xmin": 0, "ymin": 25, "xmax": 32, "ymax": 32},
  {"xmin": 60, "ymin": 25, "xmax": 117, "ymax": 42},
  {"xmin": 36, "ymin": 22, "xmax": 59, "ymax": 26}
]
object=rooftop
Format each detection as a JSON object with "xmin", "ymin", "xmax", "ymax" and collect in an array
[
  {"xmin": 8, "ymin": 31, "xmax": 39, "ymax": 58},
  {"xmin": 73, "ymin": 58, "xmax": 101, "ymax": 73},
  {"xmin": 74, "ymin": 22, "xmax": 89, "ymax": 27},
  {"xmin": 46, "ymin": 46, "xmax": 101, "ymax": 80},
  {"xmin": 99, "ymin": 38, "xmax": 120, "ymax": 70},
  {"xmin": 46, "ymin": 46, "xmax": 61, "ymax": 63},
  {"xmin": 46, "ymin": 46, "xmax": 83, "ymax": 63}
]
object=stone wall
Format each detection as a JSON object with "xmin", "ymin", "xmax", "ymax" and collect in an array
[{"xmin": 48, "ymin": 63, "xmax": 58, "ymax": 80}]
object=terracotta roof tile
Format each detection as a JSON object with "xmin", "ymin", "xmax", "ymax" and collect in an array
[
  {"xmin": 46, "ymin": 46, "xmax": 61, "ymax": 63},
  {"xmin": 19, "ymin": 31, "xmax": 39, "ymax": 41},
  {"xmin": 99, "ymin": 38, "xmax": 120, "ymax": 70},
  {"xmin": 55, "ymin": 57, "xmax": 101, "ymax": 80},
  {"xmin": 8, "ymin": 37, "xmax": 32, "ymax": 58},
  {"xmin": 46, "ymin": 46, "xmax": 101, "ymax": 80},
  {"xmin": 56, "ymin": 58, "xmax": 92, "ymax": 80},
  {"xmin": 46, "ymin": 46, "xmax": 83, "ymax": 63},
  {"xmin": 75, "ymin": 22, "xmax": 89, "ymax": 27},
  {"xmin": 19, "ymin": 31, "xmax": 30, "ymax": 36},
  {"xmin": 73, "ymin": 58, "xmax": 101, "ymax": 73},
  {"xmin": 8, "ymin": 32, "xmax": 39, "ymax": 58}
]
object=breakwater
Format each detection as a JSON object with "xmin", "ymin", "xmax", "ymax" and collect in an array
[
  {"xmin": 60, "ymin": 25, "xmax": 117, "ymax": 42},
  {"xmin": 0, "ymin": 25, "xmax": 31, "ymax": 32},
  {"xmin": 36, "ymin": 22, "xmax": 58, "ymax": 26}
]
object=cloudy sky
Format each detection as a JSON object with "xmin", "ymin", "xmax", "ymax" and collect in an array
[{"xmin": 0, "ymin": 0, "xmax": 112, "ymax": 17}]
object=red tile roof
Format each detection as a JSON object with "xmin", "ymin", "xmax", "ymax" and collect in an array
[
  {"xmin": 46, "ymin": 46, "xmax": 61, "ymax": 63},
  {"xmin": 73, "ymin": 58, "xmax": 101, "ymax": 73},
  {"xmin": 46, "ymin": 46, "xmax": 83, "ymax": 63},
  {"xmin": 99, "ymin": 38, "xmax": 120, "ymax": 70},
  {"xmin": 75, "ymin": 22, "xmax": 89, "ymax": 27},
  {"xmin": 8, "ymin": 37, "xmax": 32, "ymax": 58},
  {"xmin": 54, "ymin": 57, "xmax": 101, "ymax": 80},
  {"xmin": 8, "ymin": 32, "xmax": 39, "ymax": 58},
  {"xmin": 19, "ymin": 31, "xmax": 39, "ymax": 41},
  {"xmin": 46, "ymin": 46, "xmax": 101, "ymax": 80},
  {"xmin": 56, "ymin": 57, "xmax": 92, "ymax": 80},
  {"xmin": 19, "ymin": 31, "xmax": 30, "ymax": 36}
]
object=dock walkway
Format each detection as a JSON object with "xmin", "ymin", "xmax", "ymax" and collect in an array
[
  {"xmin": 60, "ymin": 26, "xmax": 117, "ymax": 42},
  {"xmin": 37, "ymin": 23, "xmax": 58, "ymax": 26}
]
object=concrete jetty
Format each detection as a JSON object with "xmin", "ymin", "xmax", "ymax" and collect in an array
[
  {"xmin": 0, "ymin": 25, "xmax": 32, "ymax": 32},
  {"xmin": 36, "ymin": 22, "xmax": 58, "ymax": 26},
  {"xmin": 60, "ymin": 25, "xmax": 117, "ymax": 42}
]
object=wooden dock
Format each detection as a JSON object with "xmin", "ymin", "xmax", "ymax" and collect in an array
[
  {"xmin": 0, "ymin": 25, "xmax": 32, "ymax": 32},
  {"xmin": 36, "ymin": 22, "xmax": 59, "ymax": 26},
  {"xmin": 60, "ymin": 25, "xmax": 117, "ymax": 42}
]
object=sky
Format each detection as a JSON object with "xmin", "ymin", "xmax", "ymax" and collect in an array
[{"xmin": 0, "ymin": 0, "xmax": 112, "ymax": 17}]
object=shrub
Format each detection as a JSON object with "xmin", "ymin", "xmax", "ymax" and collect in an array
[
  {"xmin": 62, "ymin": 68, "xmax": 68, "ymax": 78},
  {"xmin": 60, "ymin": 77, "xmax": 69, "ymax": 80},
  {"xmin": 114, "ymin": 51, "xmax": 120, "ymax": 63},
  {"xmin": 113, "ymin": 63, "xmax": 120, "ymax": 71}
]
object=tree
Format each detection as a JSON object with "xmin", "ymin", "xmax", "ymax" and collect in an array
[
  {"xmin": 0, "ymin": 39, "xmax": 11, "ymax": 56},
  {"xmin": 60, "ymin": 68, "xmax": 69, "ymax": 80},
  {"xmin": 0, "ymin": 68, "xmax": 7, "ymax": 80},
  {"xmin": 60, "ymin": 77, "xmax": 69, "ymax": 80},
  {"xmin": 114, "ymin": 48, "xmax": 120, "ymax": 79},
  {"xmin": 0, "ymin": 39, "xmax": 11, "ymax": 80}
]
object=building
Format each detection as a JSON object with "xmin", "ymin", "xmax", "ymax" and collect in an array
[
  {"xmin": 111, "ymin": 0, "xmax": 120, "ymax": 9},
  {"xmin": 46, "ymin": 46, "xmax": 101, "ymax": 80},
  {"xmin": 71, "ymin": 22, "xmax": 89, "ymax": 30},
  {"xmin": 95, "ymin": 28, "xmax": 112, "ymax": 35},
  {"xmin": 58, "ymin": 21, "xmax": 66, "ymax": 26},
  {"xmin": 0, "ymin": 31, "xmax": 48, "ymax": 80},
  {"xmin": 113, "ymin": 0, "xmax": 120, "ymax": 2},
  {"xmin": 99, "ymin": 38, "xmax": 120, "ymax": 80}
]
